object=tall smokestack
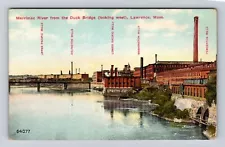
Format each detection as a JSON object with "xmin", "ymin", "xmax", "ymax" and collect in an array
[
  {"xmin": 115, "ymin": 68, "xmax": 118, "ymax": 77},
  {"xmin": 193, "ymin": 16, "xmax": 199, "ymax": 63},
  {"xmin": 75, "ymin": 68, "xmax": 77, "ymax": 74},
  {"xmin": 71, "ymin": 62, "xmax": 73, "ymax": 75},
  {"xmin": 101, "ymin": 65, "xmax": 103, "ymax": 71},
  {"xmin": 78, "ymin": 68, "xmax": 80, "ymax": 74},
  {"xmin": 101, "ymin": 65, "xmax": 103, "ymax": 81},
  {"xmin": 111, "ymin": 65, "xmax": 114, "ymax": 77},
  {"xmin": 140, "ymin": 57, "xmax": 143, "ymax": 79},
  {"xmin": 155, "ymin": 54, "xmax": 157, "ymax": 64}
]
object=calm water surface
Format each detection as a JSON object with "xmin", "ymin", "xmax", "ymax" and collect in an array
[{"xmin": 9, "ymin": 87, "xmax": 207, "ymax": 140}]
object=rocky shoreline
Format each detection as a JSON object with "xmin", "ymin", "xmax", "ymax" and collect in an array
[
  {"xmin": 150, "ymin": 112, "xmax": 194, "ymax": 124},
  {"xmin": 149, "ymin": 112, "xmax": 217, "ymax": 140}
]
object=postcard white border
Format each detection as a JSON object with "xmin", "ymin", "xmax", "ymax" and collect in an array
[{"xmin": 1, "ymin": 0, "xmax": 225, "ymax": 146}]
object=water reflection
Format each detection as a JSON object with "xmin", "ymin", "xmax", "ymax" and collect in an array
[{"xmin": 9, "ymin": 87, "xmax": 207, "ymax": 140}]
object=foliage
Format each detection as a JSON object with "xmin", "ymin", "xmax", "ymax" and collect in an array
[
  {"xmin": 135, "ymin": 85, "xmax": 190, "ymax": 119},
  {"xmin": 205, "ymin": 75, "xmax": 217, "ymax": 106},
  {"xmin": 175, "ymin": 109, "xmax": 189, "ymax": 119}
]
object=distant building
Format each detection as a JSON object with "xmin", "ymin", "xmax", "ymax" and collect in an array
[
  {"xmin": 118, "ymin": 63, "xmax": 133, "ymax": 77},
  {"xmin": 156, "ymin": 62, "xmax": 216, "ymax": 98},
  {"xmin": 133, "ymin": 56, "xmax": 194, "ymax": 82},
  {"xmin": 103, "ymin": 65, "xmax": 141, "ymax": 88},
  {"xmin": 37, "ymin": 73, "xmax": 89, "ymax": 81},
  {"xmin": 92, "ymin": 70, "xmax": 109, "ymax": 83}
]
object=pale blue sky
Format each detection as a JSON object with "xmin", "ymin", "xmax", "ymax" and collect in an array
[{"xmin": 9, "ymin": 9, "xmax": 217, "ymax": 75}]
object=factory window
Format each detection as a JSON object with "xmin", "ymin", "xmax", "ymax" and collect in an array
[
  {"xmin": 196, "ymin": 89, "xmax": 198, "ymax": 97},
  {"xmin": 199, "ymin": 89, "xmax": 202, "ymax": 97}
]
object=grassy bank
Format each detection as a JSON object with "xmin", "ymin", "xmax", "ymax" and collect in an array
[{"xmin": 134, "ymin": 86, "xmax": 190, "ymax": 120}]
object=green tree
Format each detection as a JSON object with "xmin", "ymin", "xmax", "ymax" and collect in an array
[{"xmin": 205, "ymin": 75, "xmax": 216, "ymax": 106}]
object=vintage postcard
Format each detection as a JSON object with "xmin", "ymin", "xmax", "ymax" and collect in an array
[{"xmin": 8, "ymin": 9, "xmax": 217, "ymax": 140}]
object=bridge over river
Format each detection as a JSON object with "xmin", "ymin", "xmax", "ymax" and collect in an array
[{"xmin": 9, "ymin": 78, "xmax": 91, "ymax": 92}]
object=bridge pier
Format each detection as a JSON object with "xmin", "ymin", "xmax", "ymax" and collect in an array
[
  {"xmin": 37, "ymin": 83, "xmax": 40, "ymax": 92},
  {"xmin": 64, "ymin": 83, "xmax": 68, "ymax": 90},
  {"xmin": 89, "ymin": 82, "xmax": 91, "ymax": 89}
]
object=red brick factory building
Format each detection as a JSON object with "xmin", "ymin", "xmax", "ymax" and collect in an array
[
  {"xmin": 134, "ymin": 16, "xmax": 217, "ymax": 99},
  {"xmin": 103, "ymin": 65, "xmax": 141, "ymax": 88}
]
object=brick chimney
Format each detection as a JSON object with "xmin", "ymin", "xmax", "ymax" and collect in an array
[
  {"xmin": 71, "ymin": 62, "xmax": 73, "ymax": 75},
  {"xmin": 115, "ymin": 68, "xmax": 118, "ymax": 77},
  {"xmin": 140, "ymin": 57, "xmax": 143, "ymax": 79},
  {"xmin": 193, "ymin": 16, "xmax": 199, "ymax": 63},
  {"xmin": 111, "ymin": 65, "xmax": 114, "ymax": 77},
  {"xmin": 155, "ymin": 54, "xmax": 157, "ymax": 64}
]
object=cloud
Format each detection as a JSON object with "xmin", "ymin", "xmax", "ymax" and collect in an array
[
  {"xmin": 186, "ymin": 31, "xmax": 193, "ymax": 35},
  {"xmin": 79, "ymin": 33, "xmax": 93, "ymax": 41},
  {"xmin": 9, "ymin": 21, "xmax": 59, "ymax": 43},
  {"xmin": 67, "ymin": 9, "xmax": 88, "ymax": 24},
  {"xmin": 9, "ymin": 27, "xmax": 40, "ymax": 41},
  {"xmin": 112, "ymin": 9, "xmax": 123, "ymax": 16},
  {"xmin": 163, "ymin": 33, "xmax": 176, "ymax": 37},
  {"xmin": 9, "ymin": 11, "xmax": 60, "ymax": 42},
  {"xmin": 136, "ymin": 19, "xmax": 189, "ymax": 32},
  {"xmin": 9, "ymin": 11, "xmax": 63, "ymax": 64},
  {"xmin": 143, "ymin": 33, "xmax": 156, "ymax": 37}
]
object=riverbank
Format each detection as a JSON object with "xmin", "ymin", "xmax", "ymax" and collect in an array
[
  {"xmin": 150, "ymin": 111, "xmax": 217, "ymax": 140},
  {"xmin": 133, "ymin": 86, "xmax": 217, "ymax": 140},
  {"xmin": 150, "ymin": 112, "xmax": 193, "ymax": 124}
]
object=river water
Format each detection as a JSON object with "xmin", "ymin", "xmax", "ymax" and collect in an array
[{"xmin": 9, "ymin": 87, "xmax": 207, "ymax": 140}]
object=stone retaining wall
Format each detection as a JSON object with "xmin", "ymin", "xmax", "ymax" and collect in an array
[{"xmin": 172, "ymin": 94, "xmax": 217, "ymax": 126}]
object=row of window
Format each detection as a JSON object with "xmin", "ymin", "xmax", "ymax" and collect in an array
[
  {"xmin": 184, "ymin": 79, "xmax": 208, "ymax": 85},
  {"xmin": 108, "ymin": 81, "xmax": 134, "ymax": 85},
  {"xmin": 172, "ymin": 72, "xmax": 208, "ymax": 77},
  {"xmin": 184, "ymin": 87, "xmax": 207, "ymax": 98},
  {"xmin": 154, "ymin": 64, "xmax": 188, "ymax": 68},
  {"xmin": 172, "ymin": 86, "xmax": 206, "ymax": 98}
]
